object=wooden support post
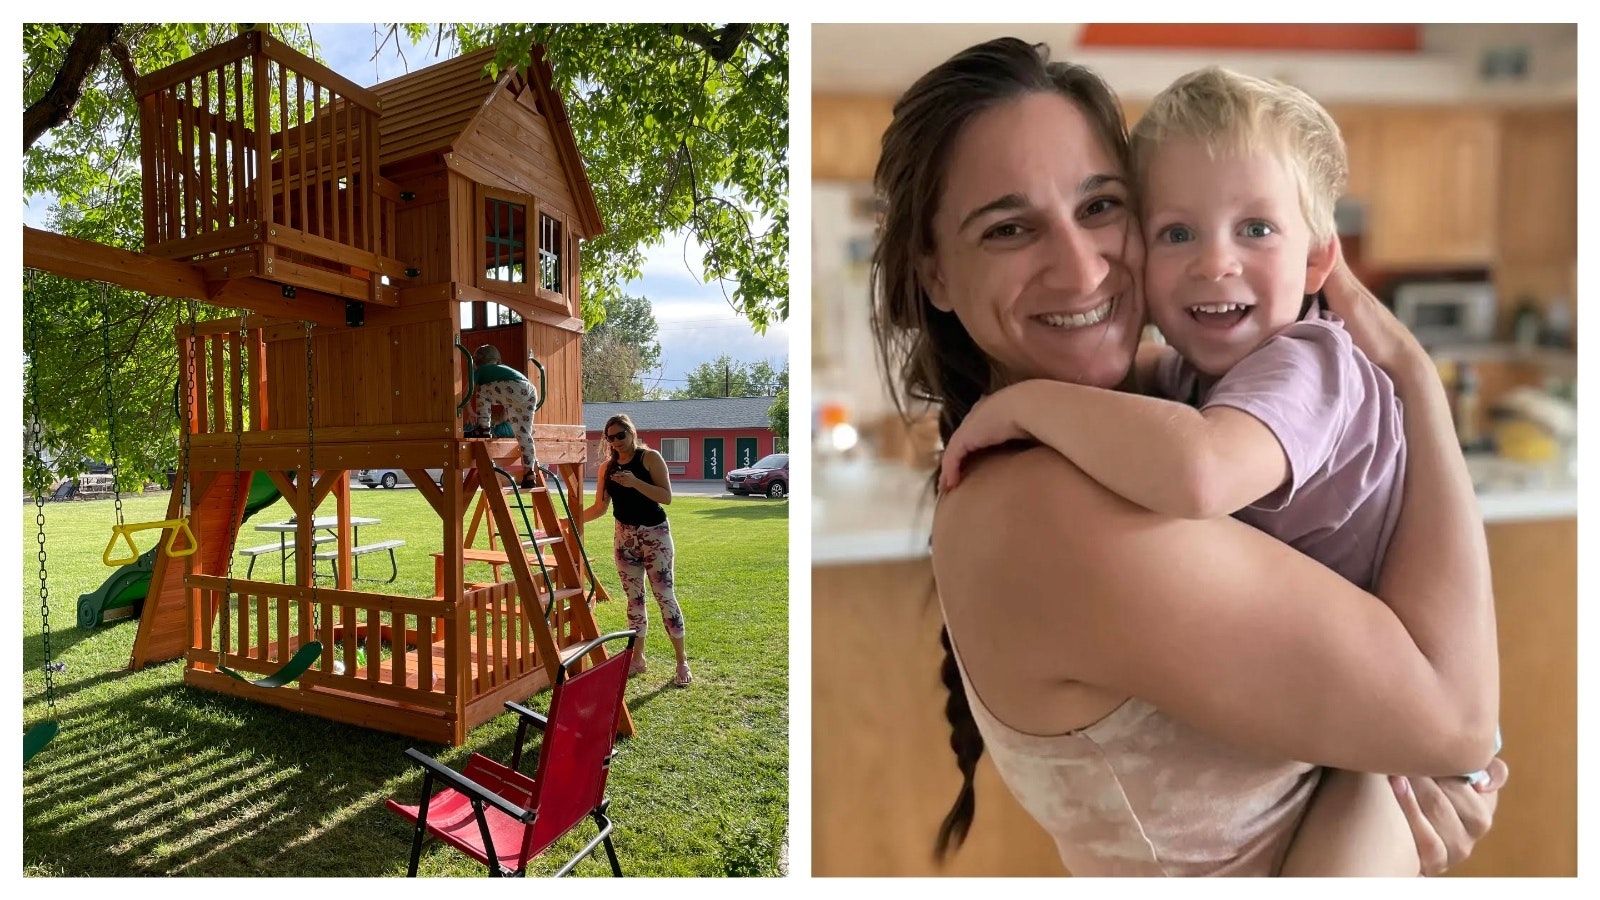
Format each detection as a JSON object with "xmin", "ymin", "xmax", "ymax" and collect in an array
[
  {"xmin": 444, "ymin": 458, "xmax": 465, "ymax": 745},
  {"xmin": 253, "ymin": 43, "xmax": 273, "ymax": 232},
  {"xmin": 334, "ymin": 470, "xmax": 352, "ymax": 591},
  {"xmin": 251, "ymin": 325, "xmax": 269, "ymax": 430}
]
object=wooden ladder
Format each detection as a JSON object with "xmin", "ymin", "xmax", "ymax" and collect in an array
[
  {"xmin": 464, "ymin": 470, "xmax": 612, "ymax": 607},
  {"xmin": 469, "ymin": 444, "xmax": 634, "ymax": 737}
]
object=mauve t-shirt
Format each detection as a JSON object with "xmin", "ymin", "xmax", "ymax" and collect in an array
[{"xmin": 1154, "ymin": 310, "xmax": 1406, "ymax": 591}]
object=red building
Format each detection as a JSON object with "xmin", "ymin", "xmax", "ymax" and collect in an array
[{"xmin": 582, "ymin": 397, "xmax": 782, "ymax": 480}]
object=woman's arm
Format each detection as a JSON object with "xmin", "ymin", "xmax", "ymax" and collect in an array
[
  {"xmin": 1280, "ymin": 769, "xmax": 1420, "ymax": 876},
  {"xmin": 938, "ymin": 379, "xmax": 1288, "ymax": 518},
  {"xmin": 580, "ymin": 463, "xmax": 612, "ymax": 524},
  {"xmin": 1281, "ymin": 758, "xmax": 1507, "ymax": 876},
  {"xmin": 933, "ymin": 445, "xmax": 1492, "ymax": 776},
  {"xmin": 623, "ymin": 450, "xmax": 674, "ymax": 506},
  {"xmin": 1320, "ymin": 258, "xmax": 1499, "ymax": 759}
]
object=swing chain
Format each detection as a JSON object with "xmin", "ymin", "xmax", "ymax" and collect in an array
[
  {"xmin": 181, "ymin": 299, "xmax": 199, "ymax": 516},
  {"xmin": 101, "ymin": 287, "xmax": 125, "ymax": 526},
  {"xmin": 304, "ymin": 320, "xmax": 320, "ymax": 618},
  {"xmin": 26, "ymin": 273, "xmax": 56, "ymax": 710}
]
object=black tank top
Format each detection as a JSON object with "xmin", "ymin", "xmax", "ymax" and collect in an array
[{"xmin": 607, "ymin": 451, "xmax": 667, "ymax": 527}]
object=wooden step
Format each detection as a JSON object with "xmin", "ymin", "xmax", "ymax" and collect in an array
[{"xmin": 441, "ymin": 539, "xmax": 563, "ymax": 567}]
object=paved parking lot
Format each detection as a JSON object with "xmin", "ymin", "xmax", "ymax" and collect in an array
[{"xmin": 584, "ymin": 479, "xmax": 776, "ymax": 498}]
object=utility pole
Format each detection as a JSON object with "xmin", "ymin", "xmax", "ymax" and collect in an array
[{"xmin": 724, "ymin": 362, "xmax": 730, "ymax": 398}]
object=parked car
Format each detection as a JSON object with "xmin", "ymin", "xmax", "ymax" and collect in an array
[
  {"xmin": 725, "ymin": 453, "xmax": 788, "ymax": 499},
  {"xmin": 357, "ymin": 468, "xmax": 442, "ymax": 489}
]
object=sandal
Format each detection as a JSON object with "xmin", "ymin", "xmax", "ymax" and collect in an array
[
  {"xmin": 674, "ymin": 663, "xmax": 693, "ymax": 687},
  {"xmin": 628, "ymin": 656, "xmax": 648, "ymax": 678}
]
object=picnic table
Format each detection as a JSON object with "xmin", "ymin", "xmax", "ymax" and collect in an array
[{"xmin": 243, "ymin": 516, "xmax": 402, "ymax": 583}]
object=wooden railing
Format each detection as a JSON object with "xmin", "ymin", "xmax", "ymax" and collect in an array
[
  {"xmin": 137, "ymin": 31, "xmax": 395, "ymax": 274},
  {"xmin": 187, "ymin": 575, "xmax": 456, "ymax": 708},
  {"xmin": 462, "ymin": 580, "xmax": 549, "ymax": 697},
  {"xmin": 175, "ymin": 317, "xmax": 267, "ymax": 438},
  {"xmin": 187, "ymin": 575, "xmax": 568, "ymax": 709}
]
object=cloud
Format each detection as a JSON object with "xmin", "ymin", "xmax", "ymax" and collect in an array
[{"xmin": 622, "ymin": 228, "xmax": 789, "ymax": 384}]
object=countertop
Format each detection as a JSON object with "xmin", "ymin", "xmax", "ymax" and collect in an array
[{"xmin": 813, "ymin": 453, "xmax": 1578, "ymax": 566}]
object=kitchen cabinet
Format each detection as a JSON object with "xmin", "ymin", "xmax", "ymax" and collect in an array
[
  {"xmin": 1329, "ymin": 106, "xmax": 1379, "ymax": 201},
  {"xmin": 1496, "ymin": 107, "xmax": 1577, "ymax": 266},
  {"xmin": 812, "ymin": 560, "xmax": 1066, "ymax": 876},
  {"xmin": 1448, "ymin": 516, "xmax": 1577, "ymax": 877},
  {"xmin": 1367, "ymin": 109, "xmax": 1501, "ymax": 267},
  {"xmin": 814, "ymin": 94, "xmax": 895, "ymax": 182},
  {"xmin": 814, "ymin": 518, "xmax": 1576, "ymax": 876}
]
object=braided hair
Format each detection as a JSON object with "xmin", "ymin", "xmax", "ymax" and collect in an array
[{"xmin": 868, "ymin": 37, "xmax": 1131, "ymax": 861}]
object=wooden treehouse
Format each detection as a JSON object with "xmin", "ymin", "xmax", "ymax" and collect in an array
[{"xmin": 22, "ymin": 32, "xmax": 624, "ymax": 745}]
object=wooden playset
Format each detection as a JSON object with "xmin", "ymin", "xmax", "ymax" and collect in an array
[{"xmin": 23, "ymin": 31, "xmax": 625, "ymax": 745}]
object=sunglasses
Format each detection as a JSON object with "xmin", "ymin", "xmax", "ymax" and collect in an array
[{"xmin": 604, "ymin": 431, "xmax": 629, "ymax": 442}]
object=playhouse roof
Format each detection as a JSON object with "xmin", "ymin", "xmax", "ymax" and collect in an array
[
  {"xmin": 583, "ymin": 397, "xmax": 780, "ymax": 432},
  {"xmin": 371, "ymin": 45, "xmax": 604, "ymax": 237}
]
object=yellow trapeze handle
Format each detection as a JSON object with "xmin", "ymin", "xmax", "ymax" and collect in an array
[
  {"xmin": 102, "ymin": 519, "xmax": 198, "ymax": 567},
  {"xmin": 102, "ymin": 526, "xmax": 142, "ymax": 567},
  {"xmin": 162, "ymin": 518, "xmax": 199, "ymax": 558}
]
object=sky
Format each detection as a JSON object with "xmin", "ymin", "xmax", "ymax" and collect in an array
[{"xmin": 23, "ymin": 23, "xmax": 789, "ymax": 393}]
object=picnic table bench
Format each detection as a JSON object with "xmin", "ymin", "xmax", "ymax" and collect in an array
[
  {"xmin": 238, "ymin": 533, "xmax": 334, "ymax": 578},
  {"xmin": 248, "ymin": 516, "xmax": 397, "ymax": 582},
  {"xmin": 313, "ymin": 539, "xmax": 407, "ymax": 584}
]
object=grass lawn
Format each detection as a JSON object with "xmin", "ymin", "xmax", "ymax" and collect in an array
[{"xmin": 21, "ymin": 485, "xmax": 788, "ymax": 877}]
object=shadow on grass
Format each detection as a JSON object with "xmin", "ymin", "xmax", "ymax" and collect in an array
[
  {"xmin": 676, "ymin": 503, "xmax": 790, "ymax": 523},
  {"xmin": 622, "ymin": 680, "xmax": 681, "ymax": 719},
  {"xmin": 23, "ymin": 678, "xmax": 426, "ymax": 876},
  {"xmin": 23, "ymin": 671, "xmax": 666, "ymax": 877}
]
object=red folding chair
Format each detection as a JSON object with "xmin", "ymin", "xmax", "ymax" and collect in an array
[{"xmin": 386, "ymin": 630, "xmax": 637, "ymax": 877}]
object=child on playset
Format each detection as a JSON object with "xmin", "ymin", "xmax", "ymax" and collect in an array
[
  {"xmin": 465, "ymin": 344, "xmax": 541, "ymax": 489},
  {"xmin": 937, "ymin": 67, "xmax": 1497, "ymax": 797}
]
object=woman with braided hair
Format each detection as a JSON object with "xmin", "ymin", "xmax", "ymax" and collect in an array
[{"xmin": 869, "ymin": 37, "xmax": 1505, "ymax": 876}]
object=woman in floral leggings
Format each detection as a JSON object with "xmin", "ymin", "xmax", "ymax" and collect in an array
[{"xmin": 581, "ymin": 413, "xmax": 691, "ymax": 687}]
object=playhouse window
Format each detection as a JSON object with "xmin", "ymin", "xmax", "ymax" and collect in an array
[
  {"xmin": 490, "ymin": 302, "xmax": 522, "ymax": 326},
  {"xmin": 483, "ymin": 197, "xmax": 528, "ymax": 285},
  {"xmin": 538, "ymin": 213, "xmax": 564, "ymax": 295}
]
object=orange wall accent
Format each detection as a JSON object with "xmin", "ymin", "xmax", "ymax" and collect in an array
[{"xmin": 1079, "ymin": 24, "xmax": 1421, "ymax": 52}]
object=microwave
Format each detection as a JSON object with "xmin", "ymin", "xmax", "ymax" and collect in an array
[{"xmin": 1391, "ymin": 282, "xmax": 1497, "ymax": 346}]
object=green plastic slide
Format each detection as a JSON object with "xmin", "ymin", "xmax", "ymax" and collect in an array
[{"xmin": 76, "ymin": 471, "xmax": 283, "ymax": 629}]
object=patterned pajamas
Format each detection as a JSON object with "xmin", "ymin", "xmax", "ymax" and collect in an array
[
  {"xmin": 475, "ymin": 380, "xmax": 540, "ymax": 469},
  {"xmin": 613, "ymin": 520, "xmax": 686, "ymax": 644}
]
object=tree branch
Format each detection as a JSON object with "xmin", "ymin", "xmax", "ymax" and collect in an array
[
  {"xmin": 745, "ymin": 30, "xmax": 781, "ymax": 66},
  {"xmin": 106, "ymin": 34, "xmax": 139, "ymax": 89},
  {"xmin": 668, "ymin": 24, "xmax": 752, "ymax": 64},
  {"xmin": 23, "ymin": 23, "xmax": 122, "ymax": 152}
]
